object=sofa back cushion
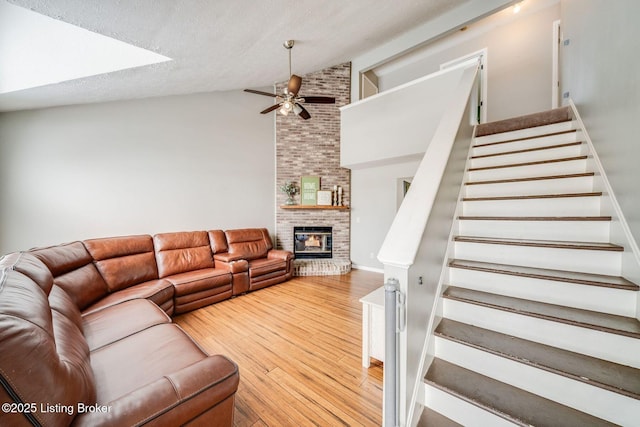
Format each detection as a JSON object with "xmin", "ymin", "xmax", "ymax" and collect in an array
[
  {"xmin": 84, "ymin": 235, "xmax": 159, "ymax": 292},
  {"xmin": 208, "ymin": 229, "xmax": 228, "ymax": 254},
  {"xmin": 224, "ymin": 228, "xmax": 273, "ymax": 261},
  {"xmin": 0, "ymin": 251, "xmax": 54, "ymax": 294},
  {"xmin": 0, "ymin": 255, "xmax": 95, "ymax": 426},
  {"xmin": 154, "ymin": 231, "xmax": 214, "ymax": 278},
  {"xmin": 30, "ymin": 242, "xmax": 110, "ymax": 311}
]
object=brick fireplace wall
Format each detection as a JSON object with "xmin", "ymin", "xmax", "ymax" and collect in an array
[{"xmin": 275, "ymin": 62, "xmax": 351, "ymax": 261}]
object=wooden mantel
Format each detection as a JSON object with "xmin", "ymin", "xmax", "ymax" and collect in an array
[{"xmin": 280, "ymin": 205, "xmax": 349, "ymax": 210}]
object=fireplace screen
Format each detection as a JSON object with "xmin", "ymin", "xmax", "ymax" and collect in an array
[{"xmin": 293, "ymin": 226, "xmax": 332, "ymax": 259}]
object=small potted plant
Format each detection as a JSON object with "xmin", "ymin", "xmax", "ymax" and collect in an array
[{"xmin": 280, "ymin": 181, "xmax": 298, "ymax": 205}]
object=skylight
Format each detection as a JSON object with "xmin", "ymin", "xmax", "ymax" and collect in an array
[{"xmin": 0, "ymin": 2, "xmax": 171, "ymax": 94}]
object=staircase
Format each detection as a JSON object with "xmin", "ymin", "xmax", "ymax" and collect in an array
[{"xmin": 417, "ymin": 107, "xmax": 640, "ymax": 426}]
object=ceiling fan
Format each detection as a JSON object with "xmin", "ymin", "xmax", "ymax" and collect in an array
[{"xmin": 244, "ymin": 40, "xmax": 336, "ymax": 120}]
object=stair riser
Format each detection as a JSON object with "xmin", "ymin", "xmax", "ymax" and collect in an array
[
  {"xmin": 465, "ymin": 175, "xmax": 594, "ymax": 198},
  {"xmin": 458, "ymin": 219, "xmax": 610, "ymax": 243},
  {"xmin": 470, "ymin": 144, "xmax": 585, "ymax": 169},
  {"xmin": 474, "ymin": 121, "xmax": 576, "ymax": 146},
  {"xmin": 462, "ymin": 196, "xmax": 602, "ymax": 217},
  {"xmin": 454, "ymin": 241, "xmax": 622, "ymax": 276},
  {"xmin": 422, "ymin": 384, "xmax": 518, "ymax": 427},
  {"xmin": 435, "ymin": 337, "xmax": 639, "ymax": 426},
  {"xmin": 442, "ymin": 299, "xmax": 640, "ymax": 368},
  {"xmin": 472, "ymin": 131, "xmax": 579, "ymax": 157},
  {"xmin": 448, "ymin": 268, "xmax": 636, "ymax": 317},
  {"xmin": 468, "ymin": 159, "xmax": 588, "ymax": 182}
]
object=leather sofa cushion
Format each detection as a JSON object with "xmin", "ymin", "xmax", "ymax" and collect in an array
[
  {"xmin": 0, "ymin": 252, "xmax": 54, "ymax": 293},
  {"xmin": 90, "ymin": 323, "xmax": 210, "ymax": 402},
  {"xmin": 74, "ymin": 353, "xmax": 238, "ymax": 427},
  {"xmin": 31, "ymin": 242, "xmax": 109, "ymax": 310},
  {"xmin": 224, "ymin": 228, "xmax": 273, "ymax": 261},
  {"xmin": 154, "ymin": 231, "xmax": 215, "ymax": 278},
  {"xmin": 81, "ymin": 278, "xmax": 174, "ymax": 316},
  {"xmin": 84, "ymin": 235, "xmax": 159, "ymax": 292},
  {"xmin": 83, "ymin": 299, "xmax": 171, "ymax": 351},
  {"xmin": 208, "ymin": 229, "xmax": 229, "ymax": 254},
  {"xmin": 0, "ymin": 267, "xmax": 96, "ymax": 427},
  {"xmin": 248, "ymin": 258, "xmax": 287, "ymax": 278},
  {"xmin": 165, "ymin": 268, "xmax": 231, "ymax": 297},
  {"xmin": 30, "ymin": 241, "xmax": 92, "ymax": 276}
]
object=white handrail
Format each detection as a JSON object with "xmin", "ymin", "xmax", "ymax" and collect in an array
[{"xmin": 377, "ymin": 59, "xmax": 479, "ymax": 267}]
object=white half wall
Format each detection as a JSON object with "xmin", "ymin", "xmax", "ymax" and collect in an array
[
  {"xmin": 0, "ymin": 90, "xmax": 275, "ymax": 254},
  {"xmin": 341, "ymin": 65, "xmax": 470, "ymax": 169},
  {"xmin": 560, "ymin": 0, "xmax": 640, "ymax": 248}
]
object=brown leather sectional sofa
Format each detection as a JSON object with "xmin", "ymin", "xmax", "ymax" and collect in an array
[{"xmin": 0, "ymin": 228, "xmax": 293, "ymax": 426}]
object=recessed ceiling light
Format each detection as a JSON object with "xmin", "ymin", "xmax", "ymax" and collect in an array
[{"xmin": 0, "ymin": 2, "xmax": 172, "ymax": 94}]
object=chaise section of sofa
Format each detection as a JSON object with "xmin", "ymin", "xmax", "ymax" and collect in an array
[
  {"xmin": 0, "ymin": 251, "xmax": 239, "ymax": 426},
  {"xmin": 153, "ymin": 231, "xmax": 233, "ymax": 314}
]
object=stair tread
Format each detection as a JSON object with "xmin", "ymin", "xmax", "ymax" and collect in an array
[
  {"xmin": 449, "ymin": 259, "xmax": 640, "ymax": 290},
  {"xmin": 468, "ymin": 155, "xmax": 587, "ymax": 171},
  {"xmin": 463, "ymin": 191, "xmax": 602, "ymax": 201},
  {"xmin": 436, "ymin": 319, "xmax": 640, "ymax": 399},
  {"xmin": 443, "ymin": 287, "xmax": 640, "ymax": 338},
  {"xmin": 425, "ymin": 358, "xmax": 616, "ymax": 427},
  {"xmin": 458, "ymin": 215, "xmax": 611, "ymax": 221},
  {"xmin": 471, "ymin": 141, "xmax": 583, "ymax": 159},
  {"xmin": 465, "ymin": 172, "xmax": 594, "ymax": 186},
  {"xmin": 475, "ymin": 107, "xmax": 572, "ymax": 137},
  {"xmin": 416, "ymin": 407, "xmax": 463, "ymax": 427},
  {"xmin": 474, "ymin": 129, "xmax": 577, "ymax": 148},
  {"xmin": 454, "ymin": 235, "xmax": 624, "ymax": 251}
]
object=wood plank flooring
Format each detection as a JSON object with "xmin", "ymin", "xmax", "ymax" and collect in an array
[{"xmin": 174, "ymin": 269, "xmax": 384, "ymax": 426}]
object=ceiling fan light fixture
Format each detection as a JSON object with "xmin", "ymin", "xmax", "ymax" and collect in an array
[
  {"xmin": 280, "ymin": 100, "xmax": 294, "ymax": 115},
  {"xmin": 244, "ymin": 39, "xmax": 336, "ymax": 120}
]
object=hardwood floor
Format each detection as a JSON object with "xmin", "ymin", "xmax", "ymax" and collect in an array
[{"xmin": 174, "ymin": 269, "xmax": 384, "ymax": 426}]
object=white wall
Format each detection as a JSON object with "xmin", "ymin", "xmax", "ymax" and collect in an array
[
  {"xmin": 0, "ymin": 90, "xmax": 275, "ymax": 254},
  {"xmin": 560, "ymin": 0, "xmax": 640, "ymax": 247},
  {"xmin": 349, "ymin": 0, "xmax": 514, "ymax": 103},
  {"xmin": 374, "ymin": 0, "xmax": 560, "ymax": 122},
  {"xmin": 351, "ymin": 161, "xmax": 420, "ymax": 271}
]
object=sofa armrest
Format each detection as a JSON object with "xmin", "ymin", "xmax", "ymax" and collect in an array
[
  {"xmin": 214, "ymin": 258, "xmax": 249, "ymax": 274},
  {"xmin": 213, "ymin": 252, "xmax": 245, "ymax": 263},
  {"xmin": 267, "ymin": 249, "xmax": 293, "ymax": 261},
  {"xmin": 73, "ymin": 355, "xmax": 239, "ymax": 427}
]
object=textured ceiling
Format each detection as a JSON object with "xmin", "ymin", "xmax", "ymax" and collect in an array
[{"xmin": 1, "ymin": 0, "xmax": 471, "ymax": 112}]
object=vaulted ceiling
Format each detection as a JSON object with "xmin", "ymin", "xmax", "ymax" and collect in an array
[{"xmin": 1, "ymin": 0, "xmax": 474, "ymax": 112}]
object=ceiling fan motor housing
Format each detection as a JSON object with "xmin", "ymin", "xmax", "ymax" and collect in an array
[{"xmin": 243, "ymin": 39, "xmax": 335, "ymax": 120}]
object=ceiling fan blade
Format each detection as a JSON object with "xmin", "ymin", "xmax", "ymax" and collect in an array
[
  {"xmin": 300, "ymin": 96, "xmax": 336, "ymax": 104},
  {"xmin": 296, "ymin": 103, "xmax": 311, "ymax": 120},
  {"xmin": 287, "ymin": 74, "xmax": 302, "ymax": 97},
  {"xmin": 260, "ymin": 103, "xmax": 282, "ymax": 114},
  {"xmin": 245, "ymin": 89, "xmax": 278, "ymax": 98}
]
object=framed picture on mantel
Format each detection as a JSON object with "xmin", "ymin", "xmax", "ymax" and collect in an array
[
  {"xmin": 301, "ymin": 176, "xmax": 320, "ymax": 205},
  {"xmin": 317, "ymin": 190, "xmax": 332, "ymax": 206}
]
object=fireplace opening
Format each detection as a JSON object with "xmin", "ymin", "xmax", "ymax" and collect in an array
[{"xmin": 293, "ymin": 226, "xmax": 332, "ymax": 259}]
